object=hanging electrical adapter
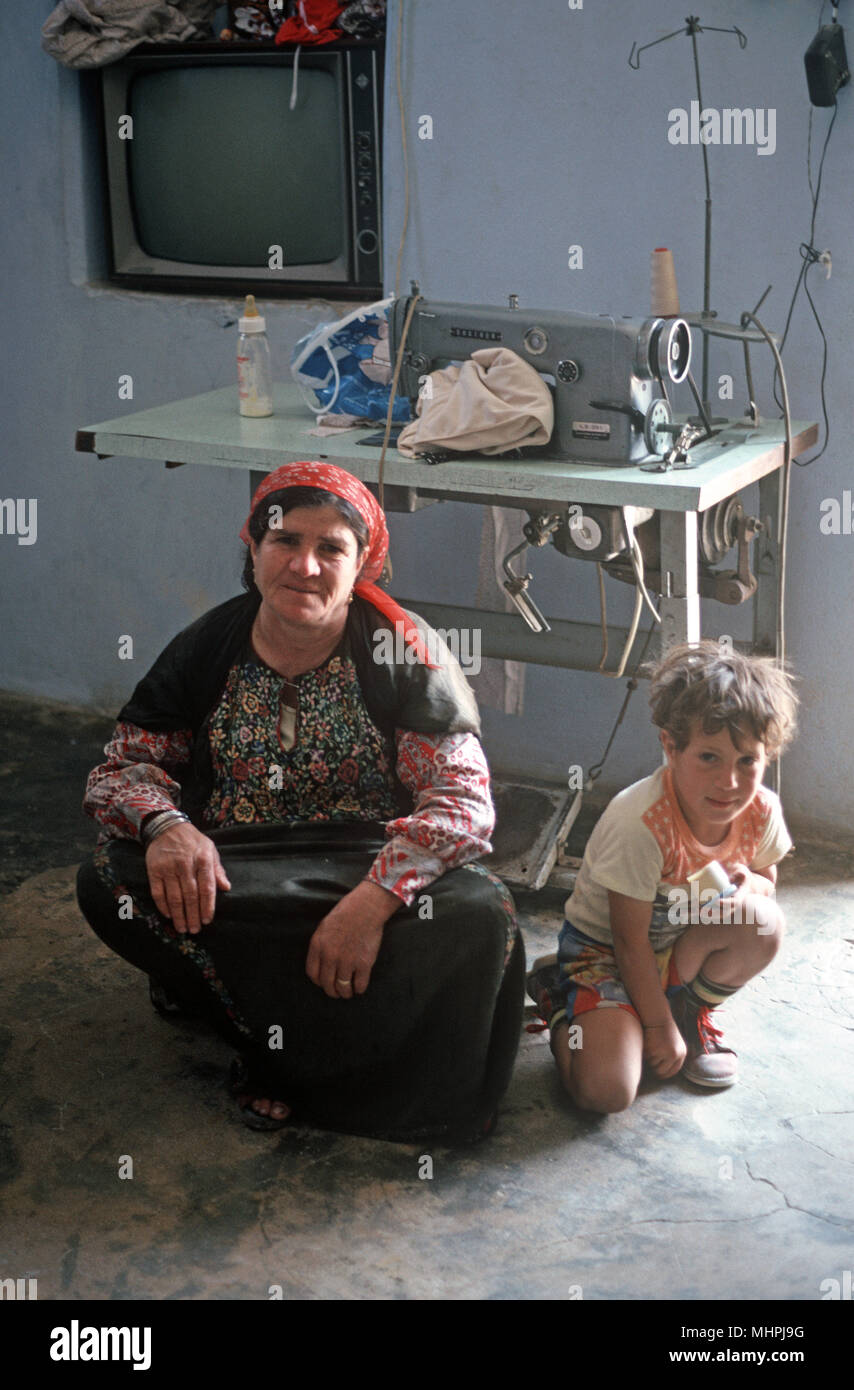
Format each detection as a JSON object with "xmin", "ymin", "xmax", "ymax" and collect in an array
[{"xmin": 805, "ymin": 7, "xmax": 850, "ymax": 106}]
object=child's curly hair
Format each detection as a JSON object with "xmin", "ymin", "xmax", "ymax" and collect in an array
[{"xmin": 647, "ymin": 641, "xmax": 799, "ymax": 760}]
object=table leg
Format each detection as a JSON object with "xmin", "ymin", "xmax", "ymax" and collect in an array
[
  {"xmin": 753, "ymin": 468, "xmax": 781, "ymax": 661},
  {"xmin": 658, "ymin": 509, "xmax": 700, "ymax": 654}
]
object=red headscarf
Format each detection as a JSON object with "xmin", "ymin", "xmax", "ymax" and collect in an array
[{"xmin": 241, "ymin": 461, "xmax": 436, "ymax": 667}]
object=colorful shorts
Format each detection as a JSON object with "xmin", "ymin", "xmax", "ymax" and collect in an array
[{"xmin": 545, "ymin": 919, "xmax": 685, "ymax": 1030}]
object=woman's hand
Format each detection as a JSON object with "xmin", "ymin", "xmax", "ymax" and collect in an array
[
  {"xmin": 306, "ymin": 880, "xmax": 402, "ymax": 998},
  {"xmin": 145, "ymin": 822, "xmax": 231, "ymax": 934},
  {"xmin": 642, "ymin": 1018, "xmax": 687, "ymax": 1078}
]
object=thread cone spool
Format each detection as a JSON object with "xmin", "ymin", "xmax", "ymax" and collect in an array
[
  {"xmin": 687, "ymin": 860, "xmax": 734, "ymax": 901},
  {"xmin": 651, "ymin": 247, "xmax": 680, "ymax": 317}
]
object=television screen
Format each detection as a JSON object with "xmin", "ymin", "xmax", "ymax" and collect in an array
[{"xmin": 128, "ymin": 65, "xmax": 345, "ymax": 268}]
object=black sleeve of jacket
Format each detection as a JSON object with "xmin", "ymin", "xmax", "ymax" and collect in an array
[
  {"xmin": 117, "ymin": 593, "xmax": 260, "ymax": 735},
  {"xmin": 348, "ymin": 599, "xmax": 482, "ymax": 738}
]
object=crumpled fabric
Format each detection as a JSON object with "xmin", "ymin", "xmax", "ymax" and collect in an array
[
  {"xmin": 338, "ymin": 0, "xmax": 385, "ymax": 39},
  {"xmin": 228, "ymin": 4, "xmax": 278, "ymax": 41},
  {"xmin": 397, "ymin": 347, "xmax": 554, "ymax": 458},
  {"xmin": 41, "ymin": 0, "xmax": 219, "ymax": 68},
  {"xmin": 274, "ymin": 0, "xmax": 343, "ymax": 45}
]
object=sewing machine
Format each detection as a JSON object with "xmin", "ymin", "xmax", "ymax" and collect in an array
[
  {"xmin": 389, "ymin": 293, "xmax": 693, "ymax": 466},
  {"xmin": 389, "ymin": 293, "xmax": 778, "ymax": 630}
]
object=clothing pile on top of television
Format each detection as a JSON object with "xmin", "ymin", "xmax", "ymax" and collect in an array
[
  {"xmin": 41, "ymin": 0, "xmax": 387, "ymax": 65},
  {"xmin": 41, "ymin": 0, "xmax": 219, "ymax": 68},
  {"xmin": 227, "ymin": 4, "xmax": 281, "ymax": 41},
  {"xmin": 229, "ymin": 1, "xmax": 386, "ymax": 45},
  {"xmin": 337, "ymin": 0, "xmax": 386, "ymax": 40}
]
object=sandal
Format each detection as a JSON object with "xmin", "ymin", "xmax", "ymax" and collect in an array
[{"xmin": 229, "ymin": 1055, "xmax": 293, "ymax": 1132}]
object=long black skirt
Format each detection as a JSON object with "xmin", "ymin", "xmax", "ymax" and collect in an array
[{"xmin": 76, "ymin": 822, "xmax": 524, "ymax": 1143}]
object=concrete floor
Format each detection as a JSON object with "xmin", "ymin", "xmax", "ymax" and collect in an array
[{"xmin": 1, "ymin": 691, "xmax": 853, "ymax": 1301}]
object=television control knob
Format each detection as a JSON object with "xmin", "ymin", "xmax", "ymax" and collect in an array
[{"xmin": 356, "ymin": 228, "xmax": 378, "ymax": 254}]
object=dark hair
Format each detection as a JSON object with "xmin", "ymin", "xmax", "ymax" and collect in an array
[
  {"xmin": 647, "ymin": 640, "xmax": 799, "ymax": 761},
  {"xmin": 241, "ymin": 486, "xmax": 369, "ymax": 594}
]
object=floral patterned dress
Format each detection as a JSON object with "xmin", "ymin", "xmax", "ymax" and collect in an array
[{"xmin": 203, "ymin": 646, "xmax": 400, "ymax": 829}]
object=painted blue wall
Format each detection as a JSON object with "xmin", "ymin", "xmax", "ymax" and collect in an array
[{"xmin": 2, "ymin": 0, "xmax": 852, "ymax": 832}]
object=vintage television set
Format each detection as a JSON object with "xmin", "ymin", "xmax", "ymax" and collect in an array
[{"xmin": 99, "ymin": 41, "xmax": 383, "ymax": 298}]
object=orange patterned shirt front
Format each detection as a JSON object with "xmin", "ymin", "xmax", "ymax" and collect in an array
[{"xmin": 564, "ymin": 765, "xmax": 792, "ymax": 946}]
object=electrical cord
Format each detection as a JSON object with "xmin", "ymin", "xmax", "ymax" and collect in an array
[
  {"xmin": 596, "ymin": 510, "xmax": 660, "ymax": 677},
  {"xmin": 771, "ymin": 95, "xmax": 837, "ymax": 465},
  {"xmin": 596, "ymin": 562, "xmax": 609, "ymax": 671},
  {"xmin": 295, "ymin": 0, "xmax": 412, "ymax": 533},
  {"xmin": 372, "ymin": 0, "xmax": 413, "ymax": 555},
  {"xmin": 597, "ymin": 543, "xmax": 650, "ymax": 679},
  {"xmin": 377, "ymin": 289, "xmax": 421, "ymax": 519},
  {"xmin": 740, "ymin": 308, "xmax": 792, "ymax": 797},
  {"xmin": 561, "ymin": 613, "xmax": 661, "ymax": 850},
  {"xmin": 392, "ymin": 0, "xmax": 410, "ymax": 301},
  {"xmin": 793, "ymin": 236, "xmax": 832, "ymax": 469},
  {"xmin": 741, "ymin": 310, "xmax": 792, "ymax": 662},
  {"xmin": 626, "ymin": 533, "xmax": 661, "ymax": 625},
  {"xmin": 585, "ymin": 616, "xmax": 660, "ymax": 788}
]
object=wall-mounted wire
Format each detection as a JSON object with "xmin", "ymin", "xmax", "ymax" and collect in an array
[
  {"xmin": 740, "ymin": 308, "xmax": 792, "ymax": 795},
  {"xmin": 771, "ymin": 97, "xmax": 838, "ymax": 466}
]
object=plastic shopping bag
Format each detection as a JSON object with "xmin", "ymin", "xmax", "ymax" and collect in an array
[{"xmin": 290, "ymin": 296, "xmax": 411, "ymax": 422}]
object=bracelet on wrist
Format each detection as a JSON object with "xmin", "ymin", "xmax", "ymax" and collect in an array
[{"xmin": 141, "ymin": 810, "xmax": 190, "ymax": 846}]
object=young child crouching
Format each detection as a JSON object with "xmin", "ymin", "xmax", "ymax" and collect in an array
[{"xmin": 528, "ymin": 641, "xmax": 798, "ymax": 1112}]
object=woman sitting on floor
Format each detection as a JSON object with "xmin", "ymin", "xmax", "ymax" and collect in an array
[{"xmin": 77, "ymin": 461, "xmax": 523, "ymax": 1141}]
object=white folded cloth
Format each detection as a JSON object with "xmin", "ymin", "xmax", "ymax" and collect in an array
[{"xmin": 397, "ymin": 347, "xmax": 554, "ymax": 458}]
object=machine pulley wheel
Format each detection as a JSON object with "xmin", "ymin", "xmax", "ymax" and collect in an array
[
  {"xmin": 643, "ymin": 398, "xmax": 673, "ymax": 456},
  {"xmin": 700, "ymin": 496, "xmax": 743, "ymax": 565}
]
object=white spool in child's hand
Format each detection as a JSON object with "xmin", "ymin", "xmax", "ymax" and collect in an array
[{"xmin": 687, "ymin": 859, "xmax": 736, "ymax": 905}]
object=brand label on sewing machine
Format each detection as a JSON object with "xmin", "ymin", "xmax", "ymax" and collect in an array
[
  {"xmin": 450, "ymin": 326, "xmax": 503, "ymax": 342},
  {"xmin": 572, "ymin": 422, "xmax": 611, "ymax": 440}
]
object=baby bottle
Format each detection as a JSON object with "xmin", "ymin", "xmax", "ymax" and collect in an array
[{"xmin": 237, "ymin": 294, "xmax": 273, "ymax": 417}]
